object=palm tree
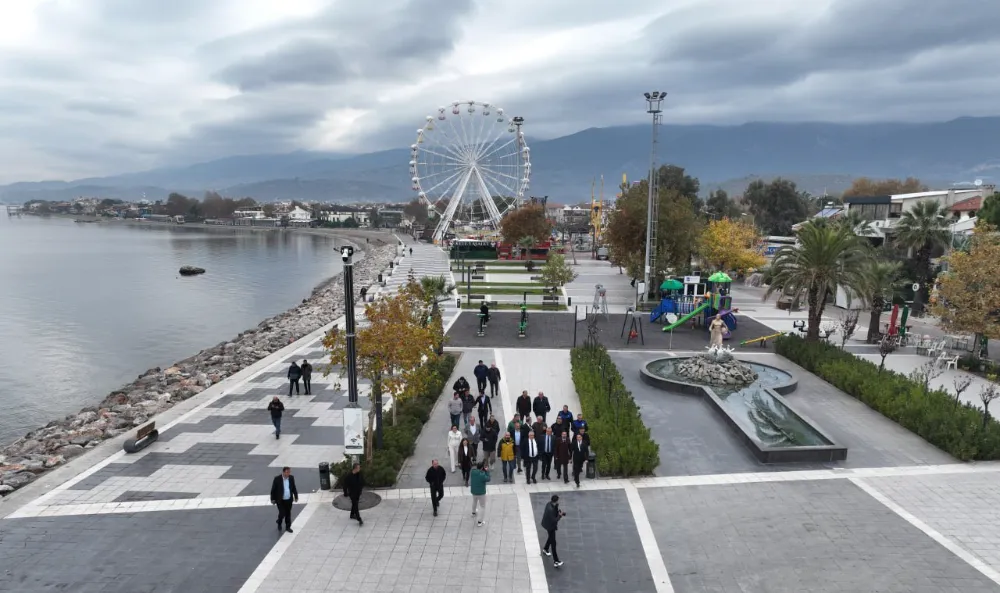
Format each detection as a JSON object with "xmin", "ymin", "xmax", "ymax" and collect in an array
[
  {"xmin": 834, "ymin": 209, "xmax": 875, "ymax": 237},
  {"xmin": 860, "ymin": 259, "xmax": 904, "ymax": 343},
  {"xmin": 764, "ymin": 222, "xmax": 869, "ymax": 341},
  {"xmin": 894, "ymin": 200, "xmax": 950, "ymax": 313}
]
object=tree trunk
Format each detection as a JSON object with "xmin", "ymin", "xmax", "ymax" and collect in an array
[
  {"xmin": 806, "ymin": 286, "xmax": 823, "ymax": 341},
  {"xmin": 913, "ymin": 247, "xmax": 930, "ymax": 314},
  {"xmin": 983, "ymin": 404, "xmax": 991, "ymax": 431},
  {"xmin": 866, "ymin": 299, "xmax": 883, "ymax": 343},
  {"xmin": 373, "ymin": 377, "xmax": 384, "ymax": 450}
]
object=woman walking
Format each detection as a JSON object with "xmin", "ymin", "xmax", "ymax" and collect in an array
[
  {"xmin": 458, "ymin": 438, "xmax": 473, "ymax": 486},
  {"xmin": 447, "ymin": 425, "xmax": 463, "ymax": 473}
]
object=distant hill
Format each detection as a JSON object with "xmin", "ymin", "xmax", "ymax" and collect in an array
[{"xmin": 3, "ymin": 116, "xmax": 999, "ymax": 204}]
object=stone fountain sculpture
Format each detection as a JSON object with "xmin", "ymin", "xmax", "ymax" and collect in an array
[{"xmin": 674, "ymin": 345, "xmax": 759, "ymax": 388}]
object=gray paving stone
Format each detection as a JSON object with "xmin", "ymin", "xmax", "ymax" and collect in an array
[
  {"xmin": 640, "ymin": 480, "xmax": 1000, "ymax": 593},
  {"xmin": 160, "ymin": 408, "xmax": 345, "ymax": 446},
  {"xmin": 112, "ymin": 490, "xmax": 199, "ymax": 503},
  {"xmin": 0, "ymin": 505, "xmax": 299, "ymax": 593},
  {"xmin": 531, "ymin": 489, "xmax": 656, "ymax": 593}
]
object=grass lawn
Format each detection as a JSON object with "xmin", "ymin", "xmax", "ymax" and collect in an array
[
  {"xmin": 459, "ymin": 302, "xmax": 566, "ymax": 311},
  {"xmin": 460, "ymin": 287, "xmax": 552, "ymax": 296},
  {"xmin": 450, "ymin": 267, "xmax": 537, "ymax": 274},
  {"xmin": 469, "ymin": 281, "xmax": 544, "ymax": 287}
]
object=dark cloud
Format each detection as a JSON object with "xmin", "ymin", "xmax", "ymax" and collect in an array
[{"xmin": 216, "ymin": 40, "xmax": 352, "ymax": 91}]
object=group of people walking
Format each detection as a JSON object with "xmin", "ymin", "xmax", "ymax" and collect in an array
[{"xmin": 286, "ymin": 360, "xmax": 313, "ymax": 395}]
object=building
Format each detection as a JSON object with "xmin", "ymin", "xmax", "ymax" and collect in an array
[
  {"xmin": 843, "ymin": 187, "xmax": 993, "ymax": 242},
  {"xmin": 286, "ymin": 206, "xmax": 314, "ymax": 227},
  {"xmin": 320, "ymin": 211, "xmax": 369, "ymax": 227},
  {"xmin": 949, "ymin": 196, "xmax": 983, "ymax": 235},
  {"xmin": 233, "ymin": 208, "xmax": 266, "ymax": 220}
]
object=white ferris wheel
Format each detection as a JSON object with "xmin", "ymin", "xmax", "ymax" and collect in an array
[{"xmin": 410, "ymin": 101, "xmax": 530, "ymax": 242}]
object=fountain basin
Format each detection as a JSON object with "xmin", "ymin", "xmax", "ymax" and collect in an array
[{"xmin": 641, "ymin": 357, "xmax": 847, "ymax": 463}]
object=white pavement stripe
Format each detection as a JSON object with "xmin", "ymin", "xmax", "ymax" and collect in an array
[
  {"xmin": 517, "ymin": 490, "xmax": 551, "ymax": 593},
  {"xmin": 623, "ymin": 482, "xmax": 675, "ymax": 593},
  {"xmin": 850, "ymin": 478, "xmax": 1000, "ymax": 587},
  {"xmin": 237, "ymin": 501, "xmax": 323, "ymax": 593},
  {"xmin": 9, "ymin": 493, "xmax": 330, "ymax": 518},
  {"xmin": 494, "ymin": 349, "xmax": 514, "ymax": 424}
]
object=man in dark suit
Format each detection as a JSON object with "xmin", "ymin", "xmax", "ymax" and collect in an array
[
  {"xmin": 538, "ymin": 427, "xmax": 555, "ymax": 480},
  {"xmin": 572, "ymin": 433, "xmax": 590, "ymax": 488},
  {"xmin": 343, "ymin": 462, "xmax": 365, "ymax": 525},
  {"xmin": 555, "ymin": 432, "xmax": 571, "ymax": 483},
  {"xmin": 425, "ymin": 459, "xmax": 446, "ymax": 517},
  {"xmin": 523, "ymin": 430, "xmax": 539, "ymax": 484},
  {"xmin": 270, "ymin": 467, "xmax": 299, "ymax": 533}
]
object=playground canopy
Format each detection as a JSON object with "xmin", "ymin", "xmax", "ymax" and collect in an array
[
  {"xmin": 660, "ymin": 279, "xmax": 684, "ymax": 290},
  {"xmin": 708, "ymin": 272, "xmax": 732, "ymax": 283}
]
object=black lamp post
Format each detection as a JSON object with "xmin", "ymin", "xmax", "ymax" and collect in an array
[{"xmin": 341, "ymin": 246, "xmax": 360, "ymax": 409}]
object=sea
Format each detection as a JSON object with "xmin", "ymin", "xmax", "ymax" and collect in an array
[{"xmin": 0, "ymin": 215, "xmax": 344, "ymax": 445}]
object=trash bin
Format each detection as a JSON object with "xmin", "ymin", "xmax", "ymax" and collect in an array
[
  {"xmin": 377, "ymin": 273, "xmax": 383, "ymax": 284},
  {"xmin": 318, "ymin": 462, "xmax": 331, "ymax": 490},
  {"xmin": 586, "ymin": 450, "xmax": 597, "ymax": 479}
]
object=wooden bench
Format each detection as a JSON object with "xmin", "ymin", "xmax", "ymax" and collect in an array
[
  {"xmin": 541, "ymin": 295, "xmax": 562, "ymax": 310},
  {"xmin": 123, "ymin": 421, "xmax": 158, "ymax": 453},
  {"xmin": 471, "ymin": 275, "xmax": 485, "ymax": 280}
]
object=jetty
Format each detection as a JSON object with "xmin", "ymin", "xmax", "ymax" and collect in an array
[{"xmin": 5, "ymin": 205, "xmax": 22, "ymax": 217}]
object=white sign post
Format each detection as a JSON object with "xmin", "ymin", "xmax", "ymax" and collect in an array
[{"xmin": 343, "ymin": 407, "xmax": 364, "ymax": 457}]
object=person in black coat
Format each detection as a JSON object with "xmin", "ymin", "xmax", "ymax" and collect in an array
[
  {"xmin": 515, "ymin": 390, "xmax": 532, "ymax": 422},
  {"xmin": 571, "ymin": 433, "xmax": 590, "ymax": 487},
  {"xmin": 537, "ymin": 427, "xmax": 555, "ymax": 480},
  {"xmin": 287, "ymin": 362, "xmax": 302, "ymax": 396},
  {"xmin": 473, "ymin": 360, "xmax": 489, "ymax": 395},
  {"xmin": 453, "ymin": 376, "xmax": 470, "ymax": 397},
  {"xmin": 532, "ymin": 392, "xmax": 551, "ymax": 423},
  {"xmin": 267, "ymin": 396, "xmax": 284, "ymax": 439},
  {"xmin": 541, "ymin": 494, "xmax": 565, "ymax": 567},
  {"xmin": 458, "ymin": 438, "xmax": 473, "ymax": 485},
  {"xmin": 343, "ymin": 463, "xmax": 365, "ymax": 525},
  {"xmin": 476, "ymin": 391, "xmax": 492, "ymax": 427},
  {"xmin": 300, "ymin": 360, "xmax": 313, "ymax": 395},
  {"xmin": 270, "ymin": 467, "xmax": 299, "ymax": 533},
  {"xmin": 522, "ymin": 430, "xmax": 540, "ymax": 484},
  {"xmin": 425, "ymin": 459, "xmax": 446, "ymax": 516},
  {"xmin": 486, "ymin": 363, "xmax": 501, "ymax": 397}
]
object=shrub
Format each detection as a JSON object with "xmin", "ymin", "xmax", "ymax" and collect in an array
[
  {"xmin": 331, "ymin": 354, "xmax": 457, "ymax": 487},
  {"xmin": 775, "ymin": 335, "xmax": 1000, "ymax": 460},
  {"xmin": 570, "ymin": 345, "xmax": 659, "ymax": 476}
]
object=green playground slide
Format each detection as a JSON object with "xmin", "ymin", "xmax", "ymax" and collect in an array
[{"xmin": 661, "ymin": 302, "xmax": 710, "ymax": 332}]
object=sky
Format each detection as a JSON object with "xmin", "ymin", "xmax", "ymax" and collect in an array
[{"xmin": 2, "ymin": 0, "xmax": 1000, "ymax": 183}]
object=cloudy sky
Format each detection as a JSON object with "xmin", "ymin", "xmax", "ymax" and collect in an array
[{"xmin": 2, "ymin": 0, "xmax": 998, "ymax": 183}]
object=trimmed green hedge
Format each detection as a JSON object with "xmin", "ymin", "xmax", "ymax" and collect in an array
[
  {"xmin": 570, "ymin": 345, "xmax": 659, "ymax": 476},
  {"xmin": 331, "ymin": 354, "xmax": 457, "ymax": 487},
  {"xmin": 775, "ymin": 335, "xmax": 1000, "ymax": 460}
]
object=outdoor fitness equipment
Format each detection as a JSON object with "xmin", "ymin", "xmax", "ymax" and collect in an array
[
  {"xmin": 410, "ymin": 101, "xmax": 530, "ymax": 243},
  {"xmin": 518, "ymin": 302, "xmax": 528, "ymax": 338}
]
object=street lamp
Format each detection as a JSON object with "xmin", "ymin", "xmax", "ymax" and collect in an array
[
  {"xmin": 643, "ymin": 91, "xmax": 666, "ymax": 302},
  {"xmin": 512, "ymin": 116, "xmax": 525, "ymax": 207},
  {"xmin": 340, "ymin": 245, "xmax": 370, "ymax": 457}
]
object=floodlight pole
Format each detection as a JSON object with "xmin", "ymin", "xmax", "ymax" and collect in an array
[{"xmin": 643, "ymin": 91, "xmax": 665, "ymax": 302}]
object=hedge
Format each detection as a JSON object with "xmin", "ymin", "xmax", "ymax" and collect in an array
[
  {"xmin": 331, "ymin": 354, "xmax": 457, "ymax": 487},
  {"xmin": 570, "ymin": 345, "xmax": 659, "ymax": 476},
  {"xmin": 775, "ymin": 335, "xmax": 1000, "ymax": 460}
]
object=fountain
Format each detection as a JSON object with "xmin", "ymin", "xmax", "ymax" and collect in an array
[{"xmin": 640, "ymin": 349, "xmax": 847, "ymax": 463}]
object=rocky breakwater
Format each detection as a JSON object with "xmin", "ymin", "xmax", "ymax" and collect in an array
[
  {"xmin": 0, "ymin": 241, "xmax": 398, "ymax": 497},
  {"xmin": 675, "ymin": 346, "xmax": 759, "ymax": 389}
]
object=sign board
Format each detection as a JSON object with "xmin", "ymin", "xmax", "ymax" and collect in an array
[
  {"xmin": 636, "ymin": 282, "xmax": 647, "ymax": 296},
  {"xmin": 343, "ymin": 407, "xmax": 364, "ymax": 456},
  {"xmin": 683, "ymin": 276, "xmax": 701, "ymax": 285},
  {"xmin": 912, "ymin": 283, "xmax": 920, "ymax": 292}
]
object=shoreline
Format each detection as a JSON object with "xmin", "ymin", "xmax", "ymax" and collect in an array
[{"xmin": 0, "ymin": 232, "xmax": 400, "ymax": 496}]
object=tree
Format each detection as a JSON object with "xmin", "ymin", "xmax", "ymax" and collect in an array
[
  {"xmin": 322, "ymin": 279, "xmax": 438, "ymax": 460},
  {"xmin": 697, "ymin": 218, "xmax": 766, "ymax": 272},
  {"xmin": 860, "ymin": 259, "xmax": 904, "ymax": 343},
  {"xmin": 838, "ymin": 309, "xmax": 860, "ymax": 349},
  {"xmin": 842, "ymin": 177, "xmax": 927, "ymax": 197},
  {"xmin": 657, "ymin": 164, "xmax": 701, "ymax": 209},
  {"xmin": 764, "ymin": 222, "xmax": 868, "ymax": 340},
  {"xmin": 952, "ymin": 375, "xmax": 973, "ymax": 408},
  {"xmin": 403, "ymin": 199, "xmax": 429, "ymax": 225},
  {"xmin": 742, "ymin": 178, "xmax": 810, "ymax": 236},
  {"xmin": 909, "ymin": 360, "xmax": 944, "ymax": 396},
  {"xmin": 539, "ymin": 253, "xmax": 578, "ymax": 290},
  {"xmin": 895, "ymin": 200, "xmax": 951, "ymax": 313},
  {"xmin": 342, "ymin": 217, "xmax": 359, "ymax": 228},
  {"xmin": 934, "ymin": 225, "xmax": 1000, "ymax": 350},
  {"xmin": 877, "ymin": 336, "xmax": 897, "ymax": 373},
  {"xmin": 705, "ymin": 189, "xmax": 742, "ymax": 219},
  {"xmin": 500, "ymin": 204, "xmax": 551, "ymax": 246},
  {"xmin": 165, "ymin": 193, "xmax": 194, "ymax": 217},
  {"xmin": 262, "ymin": 203, "xmax": 277, "ymax": 218},
  {"xmin": 980, "ymin": 192, "xmax": 1000, "ymax": 228},
  {"xmin": 979, "ymin": 382, "xmax": 999, "ymax": 430}
]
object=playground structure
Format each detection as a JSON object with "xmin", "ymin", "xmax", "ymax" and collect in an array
[{"xmin": 650, "ymin": 273, "xmax": 738, "ymax": 338}]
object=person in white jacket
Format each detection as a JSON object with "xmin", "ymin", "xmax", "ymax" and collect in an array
[{"xmin": 447, "ymin": 425, "xmax": 463, "ymax": 473}]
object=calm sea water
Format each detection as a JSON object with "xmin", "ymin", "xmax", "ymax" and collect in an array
[{"xmin": 0, "ymin": 216, "xmax": 343, "ymax": 445}]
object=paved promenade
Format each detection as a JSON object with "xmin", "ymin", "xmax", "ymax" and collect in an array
[{"xmin": 4, "ymin": 246, "xmax": 1000, "ymax": 592}]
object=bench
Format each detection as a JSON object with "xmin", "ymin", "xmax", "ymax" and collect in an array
[
  {"xmin": 123, "ymin": 421, "xmax": 158, "ymax": 453},
  {"xmin": 468, "ymin": 294, "xmax": 486, "ymax": 300},
  {"xmin": 471, "ymin": 275, "xmax": 485, "ymax": 280},
  {"xmin": 541, "ymin": 295, "xmax": 562, "ymax": 310}
]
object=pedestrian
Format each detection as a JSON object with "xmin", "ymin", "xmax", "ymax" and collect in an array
[
  {"xmin": 267, "ymin": 396, "xmax": 284, "ymax": 439},
  {"xmin": 512, "ymin": 421, "xmax": 524, "ymax": 474},
  {"xmin": 300, "ymin": 360, "xmax": 313, "ymax": 395},
  {"xmin": 516, "ymin": 390, "xmax": 532, "ymax": 422},
  {"xmin": 453, "ymin": 376, "xmax": 471, "ymax": 398},
  {"xmin": 532, "ymin": 415, "xmax": 546, "ymax": 437},
  {"xmin": 470, "ymin": 461, "xmax": 490, "ymax": 527},
  {"xmin": 459, "ymin": 438, "xmax": 473, "ymax": 485},
  {"xmin": 287, "ymin": 361, "xmax": 302, "ymax": 396},
  {"xmin": 479, "ymin": 301, "xmax": 490, "ymax": 325},
  {"xmin": 506, "ymin": 414, "xmax": 521, "ymax": 437},
  {"xmin": 523, "ymin": 430, "xmax": 539, "ymax": 484},
  {"xmin": 572, "ymin": 433, "xmax": 589, "ymax": 487},
  {"xmin": 473, "ymin": 360, "xmax": 489, "ymax": 395},
  {"xmin": 578, "ymin": 426, "xmax": 591, "ymax": 447},
  {"xmin": 343, "ymin": 462, "xmax": 365, "ymax": 525},
  {"xmin": 555, "ymin": 432, "xmax": 571, "ymax": 483},
  {"xmin": 476, "ymin": 390, "xmax": 492, "ymax": 427},
  {"xmin": 463, "ymin": 416, "xmax": 481, "ymax": 461},
  {"xmin": 425, "ymin": 459, "xmax": 446, "ymax": 516},
  {"xmin": 269, "ymin": 467, "xmax": 298, "ymax": 533},
  {"xmin": 541, "ymin": 494, "xmax": 565, "ymax": 568},
  {"xmin": 481, "ymin": 414, "xmax": 499, "ymax": 470},
  {"xmin": 487, "ymin": 362, "xmax": 501, "ymax": 397},
  {"xmin": 448, "ymin": 392, "xmax": 463, "ymax": 429},
  {"xmin": 557, "ymin": 405, "xmax": 573, "ymax": 425},
  {"xmin": 572, "ymin": 413, "xmax": 589, "ymax": 437},
  {"xmin": 497, "ymin": 432, "xmax": 516, "ymax": 483},
  {"xmin": 460, "ymin": 389, "xmax": 476, "ymax": 427},
  {"xmin": 539, "ymin": 427, "xmax": 554, "ymax": 480},
  {"xmin": 409, "ymin": 247, "xmax": 413, "ymax": 256},
  {"xmin": 447, "ymin": 425, "xmax": 462, "ymax": 473},
  {"xmin": 532, "ymin": 391, "xmax": 551, "ymax": 423},
  {"xmin": 551, "ymin": 416, "xmax": 569, "ymax": 440}
]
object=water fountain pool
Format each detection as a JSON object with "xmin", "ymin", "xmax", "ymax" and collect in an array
[{"xmin": 640, "ymin": 348, "xmax": 847, "ymax": 463}]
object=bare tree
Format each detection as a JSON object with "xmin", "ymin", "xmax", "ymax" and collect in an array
[
  {"xmin": 838, "ymin": 309, "xmax": 860, "ymax": 349},
  {"xmin": 979, "ymin": 383, "xmax": 999, "ymax": 430},
  {"xmin": 909, "ymin": 360, "xmax": 945, "ymax": 395},
  {"xmin": 952, "ymin": 375, "xmax": 973, "ymax": 408},
  {"xmin": 878, "ymin": 338, "xmax": 897, "ymax": 374}
]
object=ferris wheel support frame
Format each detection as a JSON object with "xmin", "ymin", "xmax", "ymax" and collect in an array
[
  {"xmin": 433, "ymin": 167, "xmax": 474, "ymax": 242},
  {"xmin": 474, "ymin": 167, "xmax": 505, "ymax": 227}
]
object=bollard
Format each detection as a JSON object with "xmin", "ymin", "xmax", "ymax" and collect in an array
[
  {"xmin": 567, "ymin": 296, "xmax": 572, "ymax": 307},
  {"xmin": 457, "ymin": 297, "xmax": 462, "ymax": 308},
  {"xmin": 586, "ymin": 450, "xmax": 597, "ymax": 479},
  {"xmin": 378, "ymin": 273, "xmax": 383, "ymax": 284},
  {"xmin": 319, "ymin": 462, "xmax": 331, "ymax": 490}
]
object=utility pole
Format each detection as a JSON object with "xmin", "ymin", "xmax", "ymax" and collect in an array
[
  {"xmin": 340, "ymin": 245, "xmax": 370, "ymax": 455},
  {"xmin": 643, "ymin": 91, "xmax": 666, "ymax": 303}
]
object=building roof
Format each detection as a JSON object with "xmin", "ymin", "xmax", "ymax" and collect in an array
[
  {"xmin": 890, "ymin": 189, "xmax": 982, "ymax": 201},
  {"xmin": 951, "ymin": 196, "xmax": 982, "ymax": 212}
]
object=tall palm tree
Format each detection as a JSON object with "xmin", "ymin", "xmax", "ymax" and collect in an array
[
  {"xmin": 764, "ymin": 222, "xmax": 869, "ymax": 341},
  {"xmin": 860, "ymin": 259, "xmax": 904, "ymax": 342},
  {"xmin": 834, "ymin": 208, "xmax": 875, "ymax": 237},
  {"xmin": 894, "ymin": 200, "xmax": 950, "ymax": 313}
]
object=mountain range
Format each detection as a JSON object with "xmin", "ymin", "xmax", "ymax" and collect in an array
[{"xmin": 4, "ymin": 116, "xmax": 999, "ymax": 204}]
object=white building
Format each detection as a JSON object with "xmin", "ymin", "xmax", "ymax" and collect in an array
[
  {"xmin": 287, "ymin": 206, "xmax": 313, "ymax": 222},
  {"xmin": 233, "ymin": 208, "xmax": 265, "ymax": 220},
  {"xmin": 320, "ymin": 211, "xmax": 369, "ymax": 226},
  {"xmin": 843, "ymin": 186, "xmax": 994, "ymax": 242}
]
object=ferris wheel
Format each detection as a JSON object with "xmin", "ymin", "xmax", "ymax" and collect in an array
[{"xmin": 410, "ymin": 101, "xmax": 530, "ymax": 242}]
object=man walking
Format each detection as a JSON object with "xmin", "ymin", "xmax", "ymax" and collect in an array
[
  {"xmin": 463, "ymin": 417, "xmax": 481, "ymax": 461},
  {"xmin": 267, "ymin": 396, "xmax": 284, "ymax": 439},
  {"xmin": 532, "ymin": 391, "xmax": 551, "ymax": 423},
  {"xmin": 481, "ymin": 415, "xmax": 499, "ymax": 470},
  {"xmin": 460, "ymin": 389, "xmax": 476, "ymax": 427},
  {"xmin": 557, "ymin": 405, "xmax": 573, "ymax": 425},
  {"xmin": 269, "ymin": 467, "xmax": 298, "ymax": 533},
  {"xmin": 487, "ymin": 362, "xmax": 501, "ymax": 397},
  {"xmin": 541, "ymin": 494, "xmax": 565, "ymax": 568},
  {"xmin": 287, "ymin": 361, "xmax": 302, "ymax": 396},
  {"xmin": 343, "ymin": 463, "xmax": 365, "ymax": 525},
  {"xmin": 516, "ymin": 390, "xmax": 532, "ymax": 422},
  {"xmin": 555, "ymin": 432, "xmax": 571, "ymax": 483},
  {"xmin": 473, "ymin": 360, "xmax": 489, "ymax": 395},
  {"xmin": 572, "ymin": 413, "xmax": 589, "ymax": 437},
  {"xmin": 448, "ymin": 392, "xmax": 463, "ymax": 429},
  {"xmin": 300, "ymin": 359, "xmax": 313, "ymax": 395},
  {"xmin": 476, "ymin": 390, "xmax": 492, "ymax": 427},
  {"xmin": 425, "ymin": 459, "xmax": 446, "ymax": 516},
  {"xmin": 470, "ymin": 461, "xmax": 490, "ymax": 527},
  {"xmin": 497, "ymin": 432, "xmax": 516, "ymax": 483},
  {"xmin": 539, "ymin": 427, "xmax": 554, "ymax": 480},
  {"xmin": 524, "ymin": 430, "xmax": 539, "ymax": 484},
  {"xmin": 572, "ymin": 433, "xmax": 590, "ymax": 488}
]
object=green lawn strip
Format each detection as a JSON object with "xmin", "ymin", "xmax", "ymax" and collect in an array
[
  {"xmin": 460, "ymin": 302, "xmax": 566, "ymax": 311},
  {"xmin": 468, "ymin": 281, "xmax": 543, "ymax": 287},
  {"xmin": 450, "ymin": 267, "xmax": 537, "ymax": 274},
  {"xmin": 461, "ymin": 287, "xmax": 551, "ymax": 296}
]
